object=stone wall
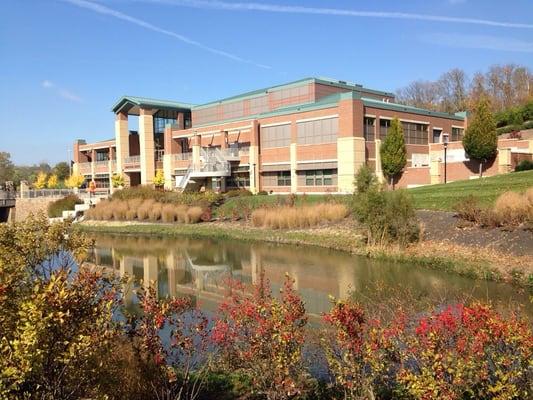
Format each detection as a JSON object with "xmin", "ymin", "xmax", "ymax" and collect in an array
[{"xmin": 15, "ymin": 198, "xmax": 58, "ymax": 221}]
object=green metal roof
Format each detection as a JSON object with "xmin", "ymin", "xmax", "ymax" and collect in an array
[
  {"xmin": 112, "ymin": 96, "xmax": 195, "ymax": 114},
  {"xmin": 192, "ymin": 77, "xmax": 394, "ymax": 110},
  {"xmin": 360, "ymin": 96, "xmax": 465, "ymax": 121}
]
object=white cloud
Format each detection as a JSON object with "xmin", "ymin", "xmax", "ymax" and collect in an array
[
  {"xmin": 131, "ymin": 0, "xmax": 533, "ymax": 29},
  {"xmin": 421, "ymin": 33, "xmax": 533, "ymax": 53},
  {"xmin": 62, "ymin": 0, "xmax": 271, "ymax": 69},
  {"xmin": 41, "ymin": 80, "xmax": 83, "ymax": 102}
]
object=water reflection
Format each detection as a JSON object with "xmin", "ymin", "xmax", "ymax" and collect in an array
[{"xmin": 87, "ymin": 234, "xmax": 532, "ymax": 317}]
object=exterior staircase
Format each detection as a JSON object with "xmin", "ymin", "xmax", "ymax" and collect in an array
[{"xmin": 177, "ymin": 147, "xmax": 231, "ymax": 191}]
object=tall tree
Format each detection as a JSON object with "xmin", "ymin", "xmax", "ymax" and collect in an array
[
  {"xmin": 53, "ymin": 161, "xmax": 70, "ymax": 181},
  {"xmin": 395, "ymin": 80, "xmax": 440, "ymax": 110},
  {"xmin": 0, "ymin": 152, "xmax": 15, "ymax": 184},
  {"xmin": 380, "ymin": 118, "xmax": 407, "ymax": 188},
  {"xmin": 437, "ymin": 68, "xmax": 468, "ymax": 113},
  {"xmin": 462, "ymin": 97, "xmax": 497, "ymax": 177}
]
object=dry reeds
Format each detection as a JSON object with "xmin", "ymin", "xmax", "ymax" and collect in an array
[
  {"xmin": 84, "ymin": 197, "xmax": 204, "ymax": 224},
  {"xmin": 251, "ymin": 203, "xmax": 348, "ymax": 229},
  {"xmin": 492, "ymin": 191, "xmax": 532, "ymax": 226},
  {"xmin": 187, "ymin": 206, "xmax": 204, "ymax": 224}
]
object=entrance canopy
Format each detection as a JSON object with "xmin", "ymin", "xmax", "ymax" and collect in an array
[{"xmin": 112, "ymin": 96, "xmax": 195, "ymax": 116}]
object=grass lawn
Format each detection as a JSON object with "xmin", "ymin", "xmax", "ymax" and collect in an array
[{"xmin": 408, "ymin": 170, "xmax": 533, "ymax": 211}]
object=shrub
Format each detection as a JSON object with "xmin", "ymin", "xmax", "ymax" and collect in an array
[
  {"xmin": 515, "ymin": 159, "xmax": 533, "ymax": 172},
  {"xmin": 111, "ymin": 200, "xmax": 128, "ymax": 220},
  {"xmin": 186, "ymin": 206, "xmax": 203, "ymax": 223},
  {"xmin": 492, "ymin": 191, "xmax": 531, "ymax": 226},
  {"xmin": 136, "ymin": 199, "xmax": 155, "ymax": 220},
  {"xmin": 212, "ymin": 274, "xmax": 310, "ymax": 400},
  {"xmin": 175, "ymin": 205, "xmax": 189, "ymax": 223},
  {"xmin": 355, "ymin": 165, "xmax": 377, "ymax": 194},
  {"xmin": 148, "ymin": 202, "xmax": 162, "ymax": 222},
  {"xmin": 161, "ymin": 204, "xmax": 177, "ymax": 223},
  {"xmin": 47, "ymin": 194, "xmax": 83, "ymax": 218},
  {"xmin": 250, "ymin": 203, "xmax": 349, "ymax": 229},
  {"xmin": 111, "ymin": 173, "xmax": 124, "ymax": 188},
  {"xmin": 257, "ymin": 190, "xmax": 268, "ymax": 195},
  {"xmin": 453, "ymin": 195, "xmax": 485, "ymax": 224},
  {"xmin": 353, "ymin": 188, "xmax": 419, "ymax": 246},
  {"xmin": 65, "ymin": 173, "xmax": 85, "ymax": 189}
]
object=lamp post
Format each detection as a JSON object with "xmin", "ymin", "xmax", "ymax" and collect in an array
[
  {"xmin": 67, "ymin": 148, "xmax": 72, "ymax": 176},
  {"xmin": 443, "ymin": 134, "xmax": 449, "ymax": 184}
]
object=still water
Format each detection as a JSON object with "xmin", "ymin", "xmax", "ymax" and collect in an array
[{"xmin": 87, "ymin": 234, "xmax": 532, "ymax": 318}]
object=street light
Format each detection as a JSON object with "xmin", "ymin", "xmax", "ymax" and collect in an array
[
  {"xmin": 443, "ymin": 134, "xmax": 449, "ymax": 184},
  {"xmin": 67, "ymin": 148, "xmax": 72, "ymax": 176}
]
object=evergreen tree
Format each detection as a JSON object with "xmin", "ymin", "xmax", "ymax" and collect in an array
[
  {"xmin": 380, "ymin": 118, "xmax": 407, "ymax": 188},
  {"xmin": 462, "ymin": 97, "xmax": 497, "ymax": 176}
]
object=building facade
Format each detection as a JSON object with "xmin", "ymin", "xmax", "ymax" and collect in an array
[{"xmin": 73, "ymin": 77, "xmax": 533, "ymax": 193}]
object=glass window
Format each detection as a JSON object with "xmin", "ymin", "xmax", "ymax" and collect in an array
[
  {"xmin": 297, "ymin": 117, "xmax": 338, "ymax": 145},
  {"xmin": 304, "ymin": 169, "xmax": 335, "ymax": 186},
  {"xmin": 260, "ymin": 124, "xmax": 291, "ymax": 148},
  {"xmin": 379, "ymin": 119, "xmax": 390, "ymax": 140},
  {"xmin": 401, "ymin": 122, "xmax": 428, "ymax": 145},
  {"xmin": 451, "ymin": 127, "xmax": 464, "ymax": 142},
  {"xmin": 364, "ymin": 117, "xmax": 375, "ymax": 141},
  {"xmin": 277, "ymin": 171, "xmax": 291, "ymax": 186}
]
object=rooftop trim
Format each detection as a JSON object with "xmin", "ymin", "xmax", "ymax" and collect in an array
[
  {"xmin": 192, "ymin": 77, "xmax": 394, "ymax": 110},
  {"xmin": 112, "ymin": 96, "xmax": 195, "ymax": 114},
  {"xmin": 361, "ymin": 97, "xmax": 466, "ymax": 121}
]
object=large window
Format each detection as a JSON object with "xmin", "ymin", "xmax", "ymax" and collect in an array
[
  {"xmin": 95, "ymin": 151, "xmax": 109, "ymax": 162},
  {"xmin": 451, "ymin": 127, "xmax": 464, "ymax": 142},
  {"xmin": 228, "ymin": 172, "xmax": 250, "ymax": 188},
  {"xmin": 364, "ymin": 117, "xmax": 375, "ymax": 141},
  {"xmin": 402, "ymin": 122, "xmax": 428, "ymax": 145},
  {"xmin": 379, "ymin": 119, "xmax": 390, "ymax": 140},
  {"xmin": 271, "ymin": 84, "xmax": 310, "ymax": 109},
  {"xmin": 260, "ymin": 124, "xmax": 291, "ymax": 148},
  {"xmin": 249, "ymin": 95, "xmax": 269, "ymax": 115},
  {"xmin": 297, "ymin": 117, "xmax": 338, "ymax": 145},
  {"xmin": 304, "ymin": 169, "xmax": 336, "ymax": 186},
  {"xmin": 277, "ymin": 171, "xmax": 291, "ymax": 186}
]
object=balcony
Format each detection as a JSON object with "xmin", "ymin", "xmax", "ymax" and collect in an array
[
  {"xmin": 78, "ymin": 162, "xmax": 92, "ymax": 175},
  {"xmin": 94, "ymin": 160, "xmax": 110, "ymax": 173},
  {"xmin": 124, "ymin": 155, "xmax": 141, "ymax": 170},
  {"xmin": 172, "ymin": 152, "xmax": 192, "ymax": 161}
]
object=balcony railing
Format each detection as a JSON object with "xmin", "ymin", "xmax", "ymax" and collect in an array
[
  {"xmin": 78, "ymin": 162, "xmax": 92, "ymax": 174},
  {"xmin": 124, "ymin": 156, "xmax": 141, "ymax": 168},
  {"xmin": 155, "ymin": 149, "xmax": 164, "ymax": 162},
  {"xmin": 172, "ymin": 152, "xmax": 192, "ymax": 161},
  {"xmin": 238, "ymin": 147, "xmax": 250, "ymax": 156}
]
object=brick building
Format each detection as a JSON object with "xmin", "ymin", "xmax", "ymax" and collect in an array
[{"xmin": 73, "ymin": 77, "xmax": 533, "ymax": 192}]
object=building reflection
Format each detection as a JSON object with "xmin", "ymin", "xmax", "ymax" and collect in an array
[{"xmin": 87, "ymin": 234, "xmax": 533, "ymax": 318}]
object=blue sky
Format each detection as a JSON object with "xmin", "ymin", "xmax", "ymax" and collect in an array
[{"xmin": 1, "ymin": 0, "xmax": 532, "ymax": 165}]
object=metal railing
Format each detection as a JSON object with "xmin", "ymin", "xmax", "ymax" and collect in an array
[
  {"xmin": 221, "ymin": 147, "xmax": 240, "ymax": 158},
  {"xmin": 155, "ymin": 149, "xmax": 164, "ymax": 162},
  {"xmin": 172, "ymin": 152, "xmax": 192, "ymax": 161},
  {"xmin": 124, "ymin": 155, "xmax": 140, "ymax": 165}
]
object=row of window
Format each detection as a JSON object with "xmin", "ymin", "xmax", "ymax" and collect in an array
[
  {"xmin": 261, "ymin": 169, "xmax": 337, "ymax": 187},
  {"xmin": 260, "ymin": 117, "xmax": 339, "ymax": 149},
  {"xmin": 364, "ymin": 118, "xmax": 464, "ymax": 144}
]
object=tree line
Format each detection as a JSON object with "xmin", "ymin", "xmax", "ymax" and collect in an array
[
  {"xmin": 0, "ymin": 152, "xmax": 70, "ymax": 187},
  {"xmin": 395, "ymin": 63, "xmax": 532, "ymax": 114}
]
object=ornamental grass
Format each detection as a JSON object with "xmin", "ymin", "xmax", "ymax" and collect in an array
[{"xmin": 251, "ymin": 203, "xmax": 349, "ymax": 229}]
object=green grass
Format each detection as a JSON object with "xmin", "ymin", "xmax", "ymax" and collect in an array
[
  {"xmin": 408, "ymin": 170, "xmax": 533, "ymax": 211},
  {"xmin": 214, "ymin": 193, "xmax": 350, "ymax": 219}
]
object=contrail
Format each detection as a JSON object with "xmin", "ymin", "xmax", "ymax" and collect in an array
[
  {"xmin": 137, "ymin": 0, "xmax": 533, "ymax": 29},
  {"xmin": 62, "ymin": 0, "xmax": 271, "ymax": 69}
]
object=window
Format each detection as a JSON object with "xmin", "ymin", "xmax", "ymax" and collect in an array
[
  {"xmin": 222, "ymin": 101, "xmax": 244, "ymax": 120},
  {"xmin": 249, "ymin": 95, "xmax": 269, "ymax": 115},
  {"xmin": 304, "ymin": 169, "xmax": 336, "ymax": 186},
  {"xmin": 451, "ymin": 127, "xmax": 464, "ymax": 142},
  {"xmin": 228, "ymin": 173, "xmax": 250, "ymax": 188},
  {"xmin": 277, "ymin": 171, "xmax": 291, "ymax": 186},
  {"xmin": 297, "ymin": 117, "xmax": 338, "ymax": 145},
  {"xmin": 402, "ymin": 122, "xmax": 428, "ymax": 145},
  {"xmin": 364, "ymin": 117, "xmax": 375, "ymax": 141},
  {"xmin": 432, "ymin": 129, "xmax": 442, "ymax": 143},
  {"xmin": 193, "ymin": 106, "xmax": 219, "ymax": 125},
  {"xmin": 96, "ymin": 151, "xmax": 109, "ymax": 162},
  {"xmin": 260, "ymin": 124, "xmax": 291, "ymax": 148},
  {"xmin": 271, "ymin": 84, "xmax": 310, "ymax": 109},
  {"xmin": 379, "ymin": 119, "xmax": 390, "ymax": 140}
]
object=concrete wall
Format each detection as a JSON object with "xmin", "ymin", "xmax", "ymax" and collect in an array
[{"xmin": 15, "ymin": 197, "xmax": 58, "ymax": 221}]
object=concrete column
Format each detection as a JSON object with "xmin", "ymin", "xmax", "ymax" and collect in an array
[
  {"xmin": 374, "ymin": 139, "xmax": 384, "ymax": 182},
  {"xmin": 221, "ymin": 130, "xmax": 228, "ymax": 149},
  {"xmin": 429, "ymin": 144, "xmax": 441, "ymax": 184},
  {"xmin": 498, "ymin": 148, "xmax": 512, "ymax": 174},
  {"xmin": 163, "ymin": 125, "xmax": 174, "ymax": 190},
  {"xmin": 337, "ymin": 137, "xmax": 365, "ymax": 193},
  {"xmin": 139, "ymin": 108, "xmax": 156, "ymax": 185},
  {"xmin": 290, "ymin": 121, "xmax": 298, "ymax": 193},
  {"xmin": 91, "ymin": 149, "xmax": 96, "ymax": 182},
  {"xmin": 115, "ymin": 112, "xmax": 130, "ymax": 187},
  {"xmin": 249, "ymin": 120, "xmax": 260, "ymax": 193},
  {"xmin": 192, "ymin": 134, "xmax": 201, "ymax": 169},
  {"xmin": 176, "ymin": 112, "xmax": 185, "ymax": 130}
]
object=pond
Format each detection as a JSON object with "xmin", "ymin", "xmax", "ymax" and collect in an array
[{"xmin": 87, "ymin": 233, "xmax": 533, "ymax": 318}]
